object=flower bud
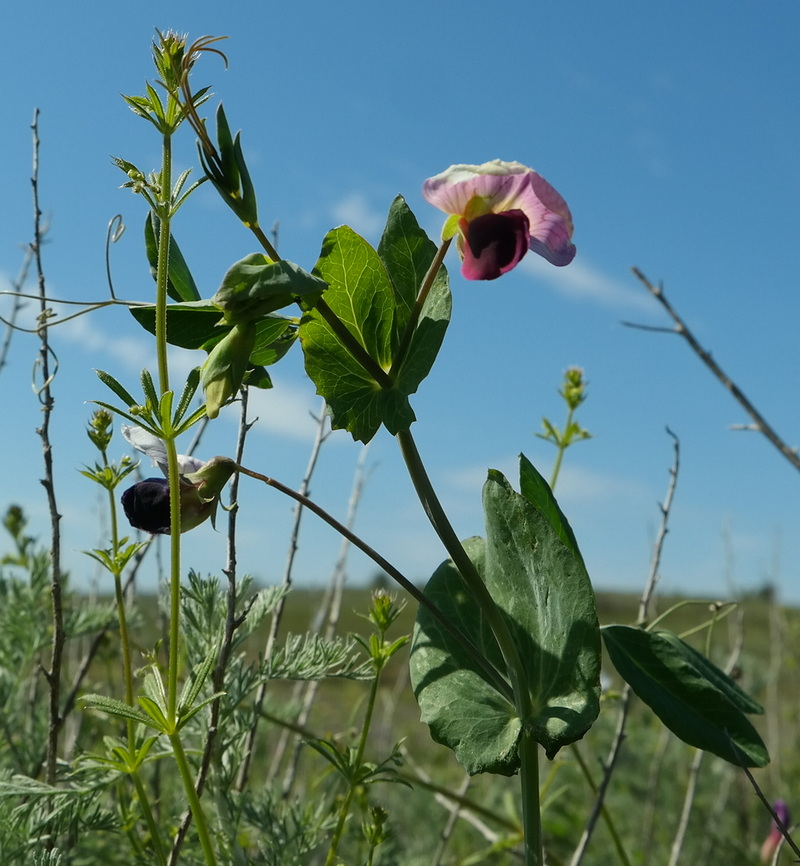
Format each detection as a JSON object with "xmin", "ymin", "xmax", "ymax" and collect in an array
[{"xmin": 201, "ymin": 323, "xmax": 256, "ymax": 419}]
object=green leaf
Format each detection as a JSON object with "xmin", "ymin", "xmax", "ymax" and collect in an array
[
  {"xmin": 519, "ymin": 454, "xmax": 583, "ymax": 564},
  {"xmin": 95, "ymin": 369, "xmax": 138, "ymax": 408},
  {"xmin": 410, "ymin": 461, "xmax": 601, "ymax": 773},
  {"xmin": 378, "ymin": 195, "xmax": 442, "ymax": 328},
  {"xmin": 174, "ymin": 367, "xmax": 201, "ymax": 426},
  {"xmin": 602, "ymin": 625, "xmax": 769, "ymax": 767},
  {"xmin": 82, "ymin": 694, "xmax": 152, "ymax": 727},
  {"xmin": 409, "ymin": 537, "xmax": 521, "ymax": 775},
  {"xmin": 129, "ymin": 301, "xmax": 229, "ymax": 350},
  {"xmin": 301, "ymin": 226, "xmax": 402, "ymax": 442},
  {"xmin": 214, "ymin": 254, "xmax": 327, "ymax": 322},
  {"xmin": 145, "ymin": 215, "xmax": 201, "ymax": 302},
  {"xmin": 300, "ymin": 203, "xmax": 451, "ymax": 443},
  {"xmin": 249, "ymin": 316, "xmax": 297, "ymax": 365},
  {"xmin": 377, "ymin": 195, "xmax": 451, "ymax": 396}
]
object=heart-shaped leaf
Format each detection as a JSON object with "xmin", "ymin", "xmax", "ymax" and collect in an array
[{"xmin": 410, "ymin": 458, "xmax": 601, "ymax": 773}]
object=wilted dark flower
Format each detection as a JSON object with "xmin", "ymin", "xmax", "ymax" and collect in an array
[{"xmin": 120, "ymin": 426, "xmax": 235, "ymax": 534}]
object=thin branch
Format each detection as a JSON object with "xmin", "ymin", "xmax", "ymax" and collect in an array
[
  {"xmin": 236, "ymin": 399, "xmax": 330, "ymax": 792},
  {"xmin": 168, "ymin": 388, "xmax": 256, "ymax": 865},
  {"xmin": 30, "ymin": 109, "xmax": 65, "ymax": 788},
  {"xmin": 278, "ymin": 442, "xmax": 371, "ymax": 796},
  {"xmin": 0, "ymin": 245, "xmax": 34, "ymax": 374},
  {"xmin": 626, "ymin": 268, "xmax": 800, "ymax": 472},
  {"xmin": 570, "ymin": 431, "xmax": 680, "ymax": 866}
]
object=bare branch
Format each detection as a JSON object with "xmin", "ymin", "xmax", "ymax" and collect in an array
[
  {"xmin": 627, "ymin": 268, "xmax": 800, "ymax": 472},
  {"xmin": 570, "ymin": 432, "xmax": 681, "ymax": 866}
]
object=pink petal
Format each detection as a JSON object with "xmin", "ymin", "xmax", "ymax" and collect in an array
[
  {"xmin": 461, "ymin": 210, "xmax": 530, "ymax": 280},
  {"xmin": 422, "ymin": 161, "xmax": 532, "ymax": 216},
  {"xmin": 423, "ymin": 160, "xmax": 576, "ymax": 269},
  {"xmin": 518, "ymin": 173, "xmax": 576, "ymax": 266}
]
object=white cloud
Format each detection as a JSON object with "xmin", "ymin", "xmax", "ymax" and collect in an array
[
  {"xmin": 554, "ymin": 463, "xmax": 649, "ymax": 506},
  {"xmin": 57, "ymin": 309, "xmax": 153, "ymax": 370},
  {"xmin": 240, "ymin": 377, "xmax": 328, "ymax": 443},
  {"xmin": 521, "ymin": 255, "xmax": 655, "ymax": 313},
  {"xmin": 330, "ymin": 192, "xmax": 384, "ymax": 239},
  {"xmin": 442, "ymin": 458, "xmax": 648, "ymax": 508}
]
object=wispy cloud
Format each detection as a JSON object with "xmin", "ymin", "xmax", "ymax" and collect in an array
[
  {"xmin": 521, "ymin": 255, "xmax": 655, "ymax": 313},
  {"xmin": 242, "ymin": 377, "xmax": 328, "ymax": 443},
  {"xmin": 58, "ymin": 310, "xmax": 154, "ymax": 370},
  {"xmin": 442, "ymin": 458, "xmax": 649, "ymax": 508},
  {"xmin": 330, "ymin": 192, "xmax": 384, "ymax": 239}
]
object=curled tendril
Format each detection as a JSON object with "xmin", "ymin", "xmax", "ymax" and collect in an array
[
  {"xmin": 33, "ymin": 343, "xmax": 59, "ymax": 398},
  {"xmin": 105, "ymin": 214, "xmax": 125, "ymax": 300}
]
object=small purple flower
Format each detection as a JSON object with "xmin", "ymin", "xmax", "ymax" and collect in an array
[
  {"xmin": 120, "ymin": 426, "xmax": 236, "ymax": 535},
  {"xmin": 422, "ymin": 160, "xmax": 575, "ymax": 280}
]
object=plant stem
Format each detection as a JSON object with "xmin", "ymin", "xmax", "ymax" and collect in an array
[
  {"xmin": 549, "ymin": 403, "xmax": 575, "ymax": 489},
  {"xmin": 30, "ymin": 108, "xmax": 65, "ymax": 787},
  {"xmin": 169, "ymin": 733, "xmax": 218, "ymax": 866},
  {"xmin": 325, "ymin": 667, "xmax": 382, "ymax": 866},
  {"xmin": 519, "ymin": 730, "xmax": 543, "ymax": 866},
  {"xmin": 395, "ymin": 431, "xmax": 527, "ymax": 705},
  {"xmin": 132, "ymin": 771, "xmax": 169, "ymax": 866},
  {"xmin": 155, "ymin": 136, "xmax": 172, "ymax": 397},
  {"xmin": 394, "ymin": 428, "xmax": 542, "ymax": 863},
  {"xmin": 152, "ymin": 127, "xmax": 215, "ymax": 865},
  {"xmin": 237, "ymin": 464, "xmax": 512, "ymax": 703}
]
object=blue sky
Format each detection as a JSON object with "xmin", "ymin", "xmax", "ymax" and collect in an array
[{"xmin": 2, "ymin": 1, "xmax": 799, "ymax": 604}]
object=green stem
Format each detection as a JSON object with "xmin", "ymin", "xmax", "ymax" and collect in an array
[
  {"xmin": 395, "ymin": 428, "xmax": 543, "ymax": 863},
  {"xmin": 237, "ymin": 464, "xmax": 512, "ymax": 702},
  {"xmin": 549, "ymin": 404, "xmax": 574, "ymax": 490},
  {"xmin": 165, "ymin": 443, "xmax": 183, "ymax": 724},
  {"xmin": 152, "ymin": 129, "xmax": 214, "ymax": 863},
  {"xmin": 169, "ymin": 733, "xmax": 218, "ymax": 866},
  {"xmin": 325, "ymin": 669, "xmax": 382, "ymax": 866},
  {"xmin": 519, "ymin": 730, "xmax": 543, "ymax": 866},
  {"xmin": 132, "ymin": 771, "xmax": 169, "ymax": 866},
  {"xmin": 154, "ymin": 134, "xmax": 173, "ymax": 397},
  {"xmin": 396, "ymin": 430, "xmax": 528, "ymax": 705}
]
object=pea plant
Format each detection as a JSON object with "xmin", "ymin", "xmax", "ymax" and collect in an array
[{"xmin": 0, "ymin": 31, "xmax": 780, "ymax": 866}]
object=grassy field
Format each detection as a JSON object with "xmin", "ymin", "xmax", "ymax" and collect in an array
[{"xmin": 125, "ymin": 583, "xmax": 799, "ymax": 864}]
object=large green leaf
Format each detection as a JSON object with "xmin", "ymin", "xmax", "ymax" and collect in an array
[
  {"xmin": 300, "ymin": 201, "xmax": 451, "ymax": 443},
  {"xmin": 408, "ymin": 537, "xmax": 521, "ymax": 775},
  {"xmin": 409, "ymin": 460, "xmax": 601, "ymax": 774},
  {"xmin": 130, "ymin": 303, "xmax": 296, "ymax": 361},
  {"xmin": 377, "ymin": 196, "xmax": 451, "ymax": 398},
  {"xmin": 602, "ymin": 625, "xmax": 769, "ymax": 767},
  {"xmin": 301, "ymin": 226, "xmax": 401, "ymax": 442},
  {"xmin": 214, "ymin": 255, "xmax": 327, "ymax": 322}
]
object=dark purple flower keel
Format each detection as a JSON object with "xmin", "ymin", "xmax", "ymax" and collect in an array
[
  {"xmin": 461, "ymin": 209, "xmax": 530, "ymax": 280},
  {"xmin": 121, "ymin": 478, "xmax": 171, "ymax": 534}
]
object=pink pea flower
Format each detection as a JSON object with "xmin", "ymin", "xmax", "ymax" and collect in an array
[
  {"xmin": 760, "ymin": 799, "xmax": 790, "ymax": 864},
  {"xmin": 422, "ymin": 160, "xmax": 576, "ymax": 280}
]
